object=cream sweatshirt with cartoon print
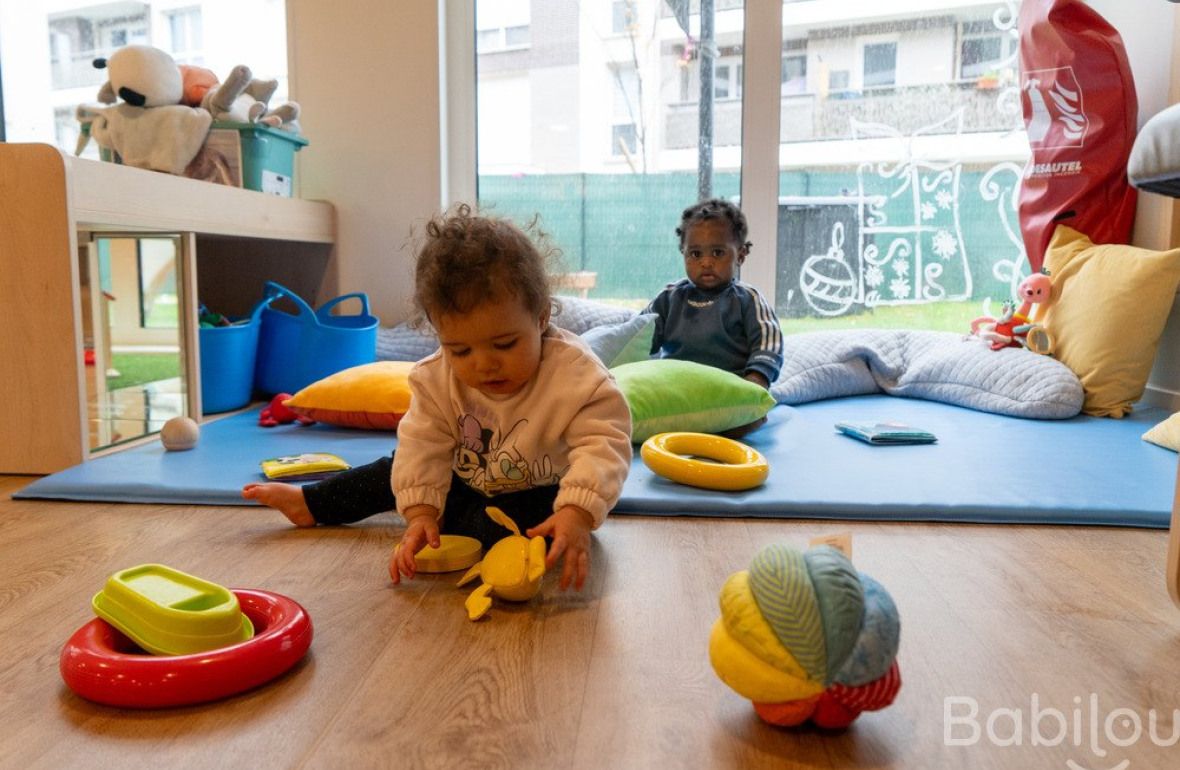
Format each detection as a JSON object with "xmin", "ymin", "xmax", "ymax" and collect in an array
[{"xmin": 391, "ymin": 326, "xmax": 633, "ymax": 527}]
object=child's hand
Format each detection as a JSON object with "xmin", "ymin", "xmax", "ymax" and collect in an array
[
  {"xmin": 527, "ymin": 505, "xmax": 595, "ymax": 591},
  {"xmin": 744, "ymin": 371, "xmax": 769, "ymax": 389},
  {"xmin": 389, "ymin": 506, "xmax": 441, "ymax": 584}
]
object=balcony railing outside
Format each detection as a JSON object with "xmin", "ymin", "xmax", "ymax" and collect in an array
[{"xmin": 664, "ymin": 81, "xmax": 1017, "ymax": 149}]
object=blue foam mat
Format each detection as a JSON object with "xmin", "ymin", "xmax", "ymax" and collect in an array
[
  {"xmin": 618, "ymin": 396, "xmax": 1176, "ymax": 528},
  {"xmin": 14, "ymin": 396, "xmax": 1177, "ymax": 528}
]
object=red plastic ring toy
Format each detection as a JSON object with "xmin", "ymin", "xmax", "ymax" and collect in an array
[{"xmin": 60, "ymin": 588, "xmax": 313, "ymax": 709}]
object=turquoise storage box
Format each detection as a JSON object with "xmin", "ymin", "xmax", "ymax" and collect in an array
[
  {"xmin": 209, "ymin": 120, "xmax": 308, "ymax": 197},
  {"xmin": 254, "ymin": 281, "xmax": 379, "ymax": 396},
  {"xmin": 199, "ymin": 297, "xmax": 271, "ymax": 414}
]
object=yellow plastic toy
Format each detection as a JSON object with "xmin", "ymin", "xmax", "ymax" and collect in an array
[
  {"xmin": 641, "ymin": 432, "xmax": 770, "ymax": 492},
  {"xmin": 91, "ymin": 563, "xmax": 254, "ymax": 655},
  {"xmin": 393, "ymin": 534, "xmax": 482, "ymax": 573},
  {"xmin": 456, "ymin": 506, "xmax": 547, "ymax": 621}
]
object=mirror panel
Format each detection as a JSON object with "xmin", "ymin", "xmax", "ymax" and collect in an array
[{"xmin": 79, "ymin": 234, "xmax": 191, "ymax": 451}]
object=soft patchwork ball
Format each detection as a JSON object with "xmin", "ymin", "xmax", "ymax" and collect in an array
[{"xmin": 709, "ymin": 543, "xmax": 901, "ymax": 728}]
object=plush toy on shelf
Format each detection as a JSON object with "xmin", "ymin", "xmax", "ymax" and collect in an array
[
  {"xmin": 83, "ymin": 44, "xmax": 212, "ymax": 175},
  {"xmin": 709, "ymin": 542, "xmax": 901, "ymax": 728},
  {"xmin": 197, "ymin": 64, "xmax": 301, "ymax": 133},
  {"xmin": 77, "ymin": 44, "xmax": 303, "ymax": 179}
]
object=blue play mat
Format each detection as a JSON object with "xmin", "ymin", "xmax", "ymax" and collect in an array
[
  {"xmin": 617, "ymin": 396, "xmax": 1176, "ymax": 528},
  {"xmin": 14, "ymin": 396, "xmax": 1177, "ymax": 528}
]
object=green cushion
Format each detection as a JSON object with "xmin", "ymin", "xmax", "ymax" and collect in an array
[{"xmin": 611, "ymin": 359, "xmax": 776, "ymax": 443}]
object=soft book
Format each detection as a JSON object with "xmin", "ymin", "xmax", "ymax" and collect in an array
[
  {"xmin": 835, "ymin": 421, "xmax": 937, "ymax": 446},
  {"xmin": 260, "ymin": 453, "xmax": 351, "ymax": 481}
]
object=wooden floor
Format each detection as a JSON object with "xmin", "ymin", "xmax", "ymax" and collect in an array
[{"xmin": 2, "ymin": 474, "xmax": 1179, "ymax": 770}]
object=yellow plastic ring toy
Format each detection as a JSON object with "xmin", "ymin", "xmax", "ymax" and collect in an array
[{"xmin": 640, "ymin": 432, "xmax": 770, "ymax": 492}]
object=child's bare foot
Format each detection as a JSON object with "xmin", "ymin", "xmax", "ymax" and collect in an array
[{"xmin": 242, "ymin": 482, "xmax": 315, "ymax": 527}]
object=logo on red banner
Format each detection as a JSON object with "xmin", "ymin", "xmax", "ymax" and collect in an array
[{"xmin": 1021, "ymin": 67, "xmax": 1087, "ymax": 149}]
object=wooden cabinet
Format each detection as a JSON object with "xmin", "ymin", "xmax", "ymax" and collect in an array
[{"xmin": 0, "ymin": 143, "xmax": 336, "ymax": 474}]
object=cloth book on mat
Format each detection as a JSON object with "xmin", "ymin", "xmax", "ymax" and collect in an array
[
  {"xmin": 260, "ymin": 453, "xmax": 351, "ymax": 481},
  {"xmin": 835, "ymin": 421, "xmax": 937, "ymax": 446}
]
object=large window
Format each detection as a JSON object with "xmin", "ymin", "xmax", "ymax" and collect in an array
[
  {"xmin": 1, "ymin": 1, "xmax": 289, "ymax": 157},
  {"xmin": 774, "ymin": 3, "xmax": 1031, "ymax": 334},
  {"xmin": 475, "ymin": 0, "xmax": 745, "ymax": 306}
]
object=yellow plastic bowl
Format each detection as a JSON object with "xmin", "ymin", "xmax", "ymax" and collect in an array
[
  {"xmin": 641, "ymin": 432, "xmax": 770, "ymax": 492},
  {"xmin": 91, "ymin": 564, "xmax": 253, "ymax": 655}
]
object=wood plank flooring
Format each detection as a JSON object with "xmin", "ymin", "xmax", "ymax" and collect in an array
[{"xmin": 2, "ymin": 474, "xmax": 1179, "ymax": 769}]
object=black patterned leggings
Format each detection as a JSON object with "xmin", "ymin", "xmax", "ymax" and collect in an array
[{"xmin": 302, "ymin": 454, "xmax": 557, "ymax": 549}]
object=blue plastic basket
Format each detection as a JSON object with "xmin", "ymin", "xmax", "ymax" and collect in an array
[
  {"xmin": 199, "ymin": 297, "xmax": 272, "ymax": 414},
  {"xmin": 254, "ymin": 281, "xmax": 379, "ymax": 396}
]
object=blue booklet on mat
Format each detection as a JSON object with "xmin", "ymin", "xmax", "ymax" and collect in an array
[{"xmin": 835, "ymin": 421, "xmax": 937, "ymax": 446}]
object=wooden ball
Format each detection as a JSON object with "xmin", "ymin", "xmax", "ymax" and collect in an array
[{"xmin": 161, "ymin": 416, "xmax": 200, "ymax": 451}]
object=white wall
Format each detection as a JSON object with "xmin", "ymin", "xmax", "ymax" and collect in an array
[{"xmin": 286, "ymin": 0, "xmax": 443, "ymax": 324}]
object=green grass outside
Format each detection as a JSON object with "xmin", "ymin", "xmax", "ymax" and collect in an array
[
  {"xmin": 781, "ymin": 300, "xmax": 983, "ymax": 335},
  {"xmin": 107, "ymin": 353, "xmax": 181, "ymax": 391},
  {"xmin": 574, "ymin": 294, "xmax": 986, "ymax": 336}
]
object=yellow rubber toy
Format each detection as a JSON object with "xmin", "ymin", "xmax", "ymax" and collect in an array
[
  {"xmin": 456, "ymin": 507, "xmax": 547, "ymax": 621},
  {"xmin": 395, "ymin": 535, "xmax": 482, "ymax": 573},
  {"xmin": 640, "ymin": 432, "xmax": 770, "ymax": 492}
]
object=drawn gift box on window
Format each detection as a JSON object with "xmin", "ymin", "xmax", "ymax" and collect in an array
[{"xmin": 794, "ymin": 111, "xmax": 971, "ymax": 318}]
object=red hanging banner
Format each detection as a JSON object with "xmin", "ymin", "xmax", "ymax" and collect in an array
[{"xmin": 1018, "ymin": 0, "xmax": 1138, "ymax": 271}]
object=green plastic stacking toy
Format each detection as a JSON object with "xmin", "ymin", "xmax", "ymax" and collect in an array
[{"xmin": 91, "ymin": 564, "xmax": 254, "ymax": 655}]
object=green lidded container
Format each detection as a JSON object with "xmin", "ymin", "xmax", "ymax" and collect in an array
[
  {"xmin": 210, "ymin": 120, "xmax": 308, "ymax": 197},
  {"xmin": 91, "ymin": 563, "xmax": 254, "ymax": 655}
]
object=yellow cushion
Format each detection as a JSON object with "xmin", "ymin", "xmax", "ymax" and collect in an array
[
  {"xmin": 1041, "ymin": 226, "xmax": 1180, "ymax": 417},
  {"xmin": 1142, "ymin": 411, "xmax": 1180, "ymax": 451},
  {"xmin": 283, "ymin": 361, "xmax": 413, "ymax": 430}
]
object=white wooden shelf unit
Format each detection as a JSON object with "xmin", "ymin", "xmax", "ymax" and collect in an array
[{"xmin": 0, "ymin": 143, "xmax": 336, "ymax": 474}]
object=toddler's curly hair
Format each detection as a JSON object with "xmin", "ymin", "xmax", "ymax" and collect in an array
[
  {"xmin": 675, "ymin": 198, "xmax": 752, "ymax": 253},
  {"xmin": 413, "ymin": 203, "xmax": 556, "ymax": 323}
]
